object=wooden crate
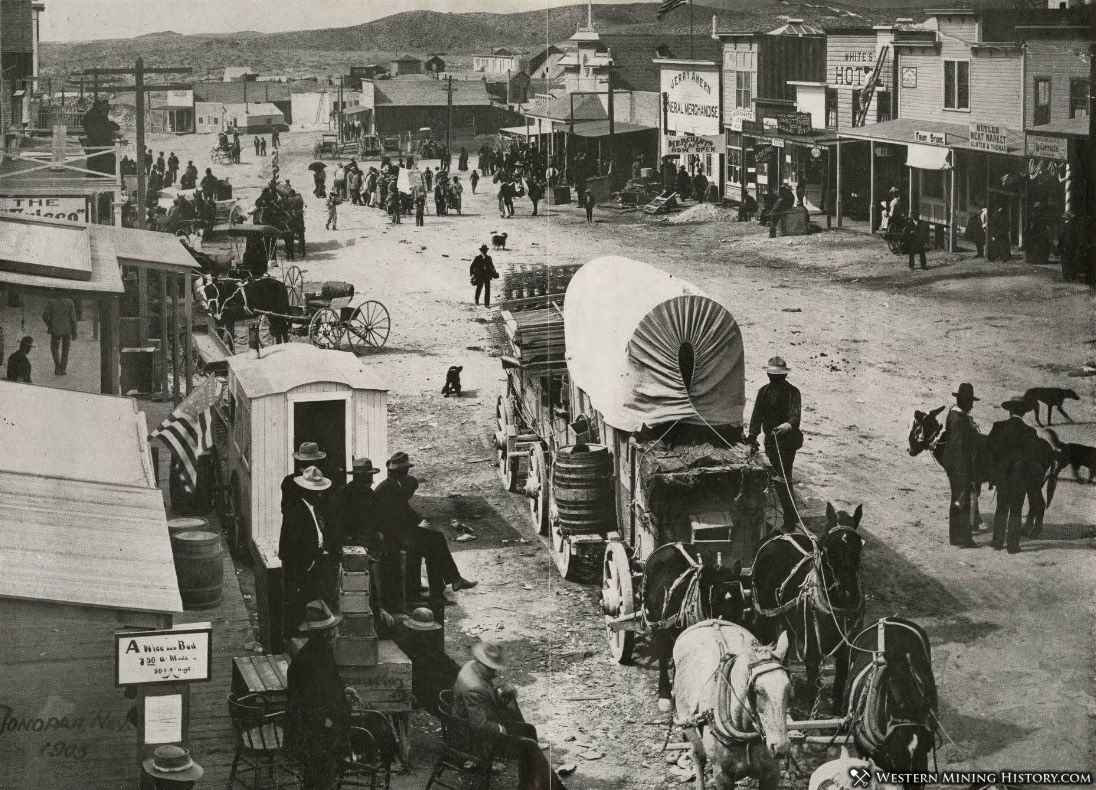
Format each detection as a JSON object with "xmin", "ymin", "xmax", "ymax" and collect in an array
[
  {"xmin": 340, "ymin": 591, "xmax": 372, "ymax": 613},
  {"xmin": 344, "ymin": 640, "xmax": 412, "ymax": 706},
  {"xmin": 340, "ymin": 571, "xmax": 370, "ymax": 592},
  {"xmin": 341, "ymin": 612, "xmax": 376, "ymax": 637},
  {"xmin": 334, "ymin": 635, "xmax": 380, "ymax": 667}
]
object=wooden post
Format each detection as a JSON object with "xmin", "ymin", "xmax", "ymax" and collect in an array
[
  {"xmin": 137, "ymin": 265, "xmax": 149, "ymax": 344},
  {"xmin": 159, "ymin": 272, "xmax": 168, "ymax": 401},
  {"xmin": 100, "ymin": 297, "xmax": 121, "ymax": 395},
  {"xmin": 183, "ymin": 274, "xmax": 193, "ymax": 395},
  {"xmin": 135, "ymin": 59, "xmax": 145, "ymax": 230},
  {"xmin": 869, "ymin": 140, "xmax": 876, "ymax": 233},
  {"xmin": 835, "ymin": 138, "xmax": 843, "ymax": 228},
  {"xmin": 948, "ymin": 159, "xmax": 957, "ymax": 252},
  {"xmin": 169, "ymin": 276, "xmax": 180, "ymax": 405}
]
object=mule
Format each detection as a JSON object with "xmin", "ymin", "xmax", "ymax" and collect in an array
[
  {"xmin": 908, "ymin": 406, "xmax": 1057, "ymax": 537},
  {"xmin": 751, "ymin": 503, "xmax": 864, "ymax": 715},
  {"xmin": 672, "ymin": 621, "xmax": 791, "ymax": 790},
  {"xmin": 842, "ymin": 617, "xmax": 937, "ymax": 790},
  {"xmin": 196, "ymin": 273, "xmax": 292, "ymax": 344},
  {"xmin": 642, "ymin": 544, "xmax": 748, "ymax": 712}
]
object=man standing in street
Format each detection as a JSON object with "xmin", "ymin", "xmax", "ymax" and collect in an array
[
  {"xmin": 747, "ymin": 356, "xmax": 803, "ymax": 531},
  {"xmin": 453, "ymin": 640, "xmax": 567, "ymax": 790},
  {"xmin": 6, "ymin": 336, "xmax": 33, "ymax": 383},
  {"xmin": 166, "ymin": 151, "xmax": 179, "ymax": 186},
  {"xmin": 984, "ymin": 396, "xmax": 1037, "ymax": 554},
  {"xmin": 941, "ymin": 382, "xmax": 981, "ymax": 548},
  {"xmin": 42, "ymin": 294, "xmax": 78, "ymax": 375},
  {"xmin": 470, "ymin": 244, "xmax": 499, "ymax": 308}
]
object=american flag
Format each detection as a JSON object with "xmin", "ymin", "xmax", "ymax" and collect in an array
[
  {"xmin": 657, "ymin": 0, "xmax": 688, "ymax": 19},
  {"xmin": 151, "ymin": 377, "xmax": 220, "ymax": 492}
]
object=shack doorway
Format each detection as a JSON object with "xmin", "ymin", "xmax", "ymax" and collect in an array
[{"xmin": 294, "ymin": 399, "xmax": 348, "ymax": 489}]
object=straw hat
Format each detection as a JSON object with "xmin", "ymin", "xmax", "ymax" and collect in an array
[
  {"xmin": 299, "ymin": 599, "xmax": 342, "ymax": 632},
  {"xmin": 406, "ymin": 607, "xmax": 442, "ymax": 632},
  {"xmin": 472, "ymin": 640, "xmax": 509, "ymax": 670},
  {"xmin": 294, "ymin": 441, "xmax": 327, "ymax": 461},
  {"xmin": 142, "ymin": 745, "xmax": 205, "ymax": 782},
  {"xmin": 763, "ymin": 356, "xmax": 791, "ymax": 375},
  {"xmin": 295, "ymin": 466, "xmax": 332, "ymax": 491}
]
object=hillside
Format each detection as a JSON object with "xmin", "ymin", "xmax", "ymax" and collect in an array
[{"xmin": 36, "ymin": 0, "xmax": 976, "ymax": 81}]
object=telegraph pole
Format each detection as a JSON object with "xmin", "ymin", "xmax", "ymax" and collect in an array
[
  {"xmin": 446, "ymin": 75, "xmax": 453, "ymax": 163},
  {"xmin": 607, "ymin": 65, "xmax": 615, "ymax": 184},
  {"xmin": 337, "ymin": 76, "xmax": 344, "ymax": 143}
]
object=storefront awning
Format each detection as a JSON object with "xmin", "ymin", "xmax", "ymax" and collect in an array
[
  {"xmin": 571, "ymin": 121, "xmax": 655, "ymax": 138},
  {"xmin": 906, "ymin": 143, "xmax": 952, "ymax": 170}
]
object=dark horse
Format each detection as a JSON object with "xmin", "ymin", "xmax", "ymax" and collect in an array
[
  {"xmin": 196, "ymin": 273, "xmax": 292, "ymax": 344},
  {"xmin": 641, "ymin": 543, "xmax": 748, "ymax": 712},
  {"xmin": 907, "ymin": 406, "xmax": 1057, "ymax": 537},
  {"xmin": 843, "ymin": 617, "xmax": 938, "ymax": 790},
  {"xmin": 751, "ymin": 503, "xmax": 864, "ymax": 715}
]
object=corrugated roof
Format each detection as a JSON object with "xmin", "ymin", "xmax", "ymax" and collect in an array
[
  {"xmin": 193, "ymin": 81, "xmax": 291, "ymax": 104},
  {"xmin": 374, "ymin": 79, "xmax": 492, "ymax": 108},
  {"xmin": 524, "ymin": 92, "xmax": 606, "ymax": 122},
  {"xmin": 768, "ymin": 20, "xmax": 824, "ymax": 36},
  {"xmin": 572, "ymin": 120, "xmax": 656, "ymax": 137},
  {"xmin": 228, "ymin": 343, "xmax": 387, "ymax": 399},
  {"xmin": 93, "ymin": 225, "xmax": 199, "ymax": 272}
]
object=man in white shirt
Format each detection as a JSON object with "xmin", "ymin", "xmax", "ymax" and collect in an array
[{"xmin": 279, "ymin": 466, "xmax": 338, "ymax": 636}]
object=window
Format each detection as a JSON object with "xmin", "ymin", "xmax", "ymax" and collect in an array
[
  {"xmin": 735, "ymin": 71, "xmax": 754, "ymax": 109},
  {"xmin": 1070, "ymin": 78, "xmax": 1089, "ymax": 119},
  {"xmin": 851, "ymin": 89, "xmax": 862, "ymax": 126},
  {"xmin": 825, "ymin": 88, "xmax": 838, "ymax": 129},
  {"xmin": 727, "ymin": 148, "xmax": 742, "ymax": 184},
  {"xmin": 921, "ymin": 169, "xmax": 945, "ymax": 200},
  {"xmin": 1034, "ymin": 77, "xmax": 1051, "ymax": 126},
  {"xmin": 876, "ymin": 90, "xmax": 892, "ymax": 122},
  {"xmin": 943, "ymin": 60, "xmax": 970, "ymax": 110}
]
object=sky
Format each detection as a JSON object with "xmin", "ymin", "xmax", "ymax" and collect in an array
[{"xmin": 40, "ymin": 0, "xmax": 643, "ymax": 42}]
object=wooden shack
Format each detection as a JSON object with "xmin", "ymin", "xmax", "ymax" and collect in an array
[{"xmin": 0, "ymin": 382, "xmax": 182, "ymax": 790}]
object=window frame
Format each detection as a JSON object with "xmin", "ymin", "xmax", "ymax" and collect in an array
[
  {"xmin": 735, "ymin": 71, "xmax": 754, "ymax": 110},
  {"xmin": 943, "ymin": 59, "xmax": 970, "ymax": 112},
  {"xmin": 1033, "ymin": 76, "xmax": 1052, "ymax": 126},
  {"xmin": 825, "ymin": 88, "xmax": 839, "ymax": 130},
  {"xmin": 1069, "ymin": 77, "xmax": 1089, "ymax": 119}
]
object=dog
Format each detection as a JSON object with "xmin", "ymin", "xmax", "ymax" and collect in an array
[
  {"xmin": 1046, "ymin": 429, "xmax": 1096, "ymax": 483},
  {"xmin": 491, "ymin": 232, "xmax": 508, "ymax": 250},
  {"xmin": 1023, "ymin": 387, "xmax": 1079, "ymax": 425},
  {"xmin": 441, "ymin": 365, "xmax": 463, "ymax": 397}
]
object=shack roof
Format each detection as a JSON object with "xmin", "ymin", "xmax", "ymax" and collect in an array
[
  {"xmin": 374, "ymin": 79, "xmax": 492, "ymax": 108},
  {"xmin": 222, "ymin": 102, "xmax": 284, "ymax": 117},
  {"xmin": 228, "ymin": 342, "xmax": 387, "ymax": 399},
  {"xmin": 93, "ymin": 224, "xmax": 200, "ymax": 272},
  {"xmin": 0, "ymin": 214, "xmax": 125, "ymax": 294},
  {"xmin": 193, "ymin": 81, "xmax": 291, "ymax": 104}
]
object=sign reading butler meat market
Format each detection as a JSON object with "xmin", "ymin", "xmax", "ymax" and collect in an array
[
  {"xmin": 661, "ymin": 65, "xmax": 720, "ymax": 136},
  {"xmin": 969, "ymin": 123, "xmax": 1010, "ymax": 154}
]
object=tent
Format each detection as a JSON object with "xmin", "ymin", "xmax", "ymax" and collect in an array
[{"xmin": 563, "ymin": 256, "xmax": 745, "ymax": 432}]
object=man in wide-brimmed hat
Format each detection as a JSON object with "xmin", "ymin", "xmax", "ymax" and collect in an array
[
  {"xmin": 281, "ymin": 441, "xmax": 328, "ymax": 515},
  {"xmin": 747, "ymin": 356, "xmax": 803, "ymax": 531},
  {"xmin": 941, "ymin": 383, "xmax": 982, "ymax": 548},
  {"xmin": 142, "ymin": 744, "xmax": 204, "ymax": 789},
  {"xmin": 470, "ymin": 244, "xmax": 498, "ymax": 307},
  {"xmin": 453, "ymin": 640, "xmax": 567, "ymax": 790},
  {"xmin": 331, "ymin": 457, "xmax": 383, "ymax": 550},
  {"xmin": 286, "ymin": 600, "xmax": 359, "ymax": 790},
  {"xmin": 984, "ymin": 396, "xmax": 1038, "ymax": 553},
  {"xmin": 374, "ymin": 452, "xmax": 477, "ymax": 606},
  {"xmin": 279, "ymin": 466, "xmax": 339, "ymax": 636}
]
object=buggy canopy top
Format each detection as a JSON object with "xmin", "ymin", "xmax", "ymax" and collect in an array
[{"xmin": 564, "ymin": 256, "xmax": 745, "ymax": 432}]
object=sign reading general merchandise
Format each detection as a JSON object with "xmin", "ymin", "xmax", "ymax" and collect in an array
[
  {"xmin": 969, "ymin": 123, "xmax": 1009, "ymax": 154},
  {"xmin": 0, "ymin": 196, "xmax": 88, "ymax": 223},
  {"xmin": 1025, "ymin": 134, "xmax": 1068, "ymax": 161},
  {"xmin": 666, "ymin": 135, "xmax": 720, "ymax": 154},
  {"xmin": 115, "ymin": 627, "xmax": 212, "ymax": 686},
  {"xmin": 661, "ymin": 66, "xmax": 720, "ymax": 136}
]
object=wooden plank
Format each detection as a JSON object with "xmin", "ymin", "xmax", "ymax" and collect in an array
[
  {"xmin": 234, "ymin": 656, "xmax": 264, "ymax": 693},
  {"xmin": 253, "ymin": 654, "xmax": 284, "ymax": 691}
]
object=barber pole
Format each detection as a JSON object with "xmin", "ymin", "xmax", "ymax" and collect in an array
[{"xmin": 272, "ymin": 148, "xmax": 280, "ymax": 184}]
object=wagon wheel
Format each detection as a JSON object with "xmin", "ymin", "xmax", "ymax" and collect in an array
[
  {"xmin": 256, "ymin": 314, "xmax": 275, "ymax": 348},
  {"xmin": 496, "ymin": 401, "xmax": 520, "ymax": 492},
  {"xmin": 346, "ymin": 300, "xmax": 391, "ymax": 350},
  {"xmin": 602, "ymin": 541, "xmax": 636, "ymax": 664},
  {"xmin": 550, "ymin": 520, "xmax": 581, "ymax": 582},
  {"xmin": 527, "ymin": 443, "xmax": 551, "ymax": 536},
  {"xmin": 283, "ymin": 265, "xmax": 305, "ymax": 311},
  {"xmin": 308, "ymin": 307, "xmax": 344, "ymax": 349}
]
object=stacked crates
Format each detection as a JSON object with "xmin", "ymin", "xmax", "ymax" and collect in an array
[{"xmin": 334, "ymin": 546, "xmax": 379, "ymax": 667}]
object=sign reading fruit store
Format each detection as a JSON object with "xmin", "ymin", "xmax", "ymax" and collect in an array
[{"xmin": 661, "ymin": 64, "xmax": 721, "ymax": 137}]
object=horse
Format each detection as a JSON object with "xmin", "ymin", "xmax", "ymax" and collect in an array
[
  {"xmin": 907, "ymin": 406, "xmax": 1057, "ymax": 537},
  {"xmin": 751, "ymin": 503, "xmax": 864, "ymax": 716},
  {"xmin": 672, "ymin": 621, "xmax": 791, "ymax": 790},
  {"xmin": 641, "ymin": 543, "xmax": 749, "ymax": 712},
  {"xmin": 842, "ymin": 617, "xmax": 938, "ymax": 790},
  {"xmin": 195, "ymin": 273, "xmax": 291, "ymax": 344}
]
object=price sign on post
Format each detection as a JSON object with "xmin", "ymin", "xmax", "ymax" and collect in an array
[{"xmin": 115, "ymin": 626, "xmax": 212, "ymax": 686}]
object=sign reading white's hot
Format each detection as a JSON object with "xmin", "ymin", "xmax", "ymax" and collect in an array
[{"xmin": 661, "ymin": 66, "xmax": 720, "ymax": 136}]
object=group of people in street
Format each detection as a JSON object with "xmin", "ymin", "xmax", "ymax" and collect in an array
[
  {"xmin": 659, "ymin": 156, "xmax": 711, "ymax": 204},
  {"xmin": 217, "ymin": 130, "xmax": 243, "ymax": 164},
  {"xmin": 254, "ymin": 180, "xmax": 306, "ymax": 259}
]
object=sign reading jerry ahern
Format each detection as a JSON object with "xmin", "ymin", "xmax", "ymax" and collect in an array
[
  {"xmin": 115, "ymin": 627, "xmax": 212, "ymax": 685},
  {"xmin": 662, "ymin": 66, "xmax": 721, "ymax": 136}
]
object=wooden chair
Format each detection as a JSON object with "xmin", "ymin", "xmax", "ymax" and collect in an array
[
  {"xmin": 227, "ymin": 692, "xmax": 301, "ymax": 790},
  {"xmin": 425, "ymin": 690, "xmax": 499, "ymax": 790},
  {"xmin": 336, "ymin": 710, "xmax": 398, "ymax": 790}
]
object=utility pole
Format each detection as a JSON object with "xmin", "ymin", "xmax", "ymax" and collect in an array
[
  {"xmin": 84, "ymin": 61, "xmax": 192, "ymax": 229},
  {"xmin": 607, "ymin": 65, "xmax": 615, "ymax": 184},
  {"xmin": 337, "ymin": 76, "xmax": 344, "ymax": 143},
  {"xmin": 446, "ymin": 75, "xmax": 453, "ymax": 163}
]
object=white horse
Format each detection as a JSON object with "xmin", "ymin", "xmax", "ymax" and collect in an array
[{"xmin": 672, "ymin": 620, "xmax": 791, "ymax": 790}]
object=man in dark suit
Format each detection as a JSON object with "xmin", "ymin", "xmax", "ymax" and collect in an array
[
  {"xmin": 374, "ymin": 452, "xmax": 477, "ymax": 604},
  {"xmin": 42, "ymin": 295, "xmax": 78, "ymax": 376},
  {"xmin": 453, "ymin": 641, "xmax": 566, "ymax": 790},
  {"xmin": 747, "ymin": 356, "xmax": 803, "ymax": 531},
  {"xmin": 470, "ymin": 245, "xmax": 498, "ymax": 307},
  {"xmin": 940, "ymin": 383, "xmax": 981, "ymax": 548},
  {"xmin": 279, "ymin": 466, "xmax": 339, "ymax": 635},
  {"xmin": 282, "ymin": 442, "xmax": 327, "ymax": 516},
  {"xmin": 6, "ymin": 336, "xmax": 33, "ymax": 383},
  {"xmin": 331, "ymin": 457, "xmax": 382, "ymax": 549},
  {"xmin": 286, "ymin": 600, "xmax": 359, "ymax": 790},
  {"xmin": 984, "ymin": 396, "xmax": 1038, "ymax": 554}
]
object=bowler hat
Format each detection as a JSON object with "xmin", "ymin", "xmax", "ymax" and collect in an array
[
  {"xmin": 479, "ymin": 244, "xmax": 489, "ymax": 252},
  {"xmin": 299, "ymin": 599, "xmax": 343, "ymax": 632},
  {"xmin": 406, "ymin": 607, "xmax": 442, "ymax": 632},
  {"xmin": 763, "ymin": 356, "xmax": 791, "ymax": 375},
  {"xmin": 351, "ymin": 457, "xmax": 381, "ymax": 475},
  {"xmin": 294, "ymin": 441, "xmax": 327, "ymax": 461},
  {"xmin": 952, "ymin": 383, "xmax": 980, "ymax": 402},
  {"xmin": 142, "ymin": 745, "xmax": 205, "ymax": 782},
  {"xmin": 295, "ymin": 466, "xmax": 332, "ymax": 491},
  {"xmin": 387, "ymin": 451, "xmax": 414, "ymax": 470},
  {"xmin": 1000, "ymin": 395, "xmax": 1029, "ymax": 414},
  {"xmin": 472, "ymin": 640, "xmax": 509, "ymax": 670}
]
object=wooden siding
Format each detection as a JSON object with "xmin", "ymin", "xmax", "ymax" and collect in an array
[
  {"xmin": 721, "ymin": 41, "xmax": 758, "ymax": 126},
  {"xmin": 0, "ymin": 600, "xmax": 169, "ymax": 790},
  {"xmin": 758, "ymin": 35, "xmax": 825, "ymax": 103},
  {"xmin": 1, "ymin": 0, "xmax": 33, "ymax": 54},
  {"xmin": 827, "ymin": 33, "xmax": 897, "ymax": 130},
  {"xmin": 897, "ymin": 37, "xmax": 1023, "ymax": 130},
  {"xmin": 1024, "ymin": 39, "xmax": 1090, "ymax": 129},
  {"xmin": 935, "ymin": 15, "xmax": 980, "ymax": 44}
]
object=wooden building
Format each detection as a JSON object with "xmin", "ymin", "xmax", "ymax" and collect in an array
[{"xmin": 0, "ymin": 382, "xmax": 182, "ymax": 790}]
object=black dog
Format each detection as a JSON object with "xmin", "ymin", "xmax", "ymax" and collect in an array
[
  {"xmin": 441, "ymin": 365, "xmax": 463, "ymax": 397},
  {"xmin": 491, "ymin": 231, "xmax": 508, "ymax": 250},
  {"xmin": 1023, "ymin": 387, "xmax": 1079, "ymax": 425},
  {"xmin": 1046, "ymin": 429, "xmax": 1096, "ymax": 483}
]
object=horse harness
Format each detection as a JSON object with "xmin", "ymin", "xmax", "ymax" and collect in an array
[{"xmin": 646, "ymin": 543, "xmax": 743, "ymax": 632}]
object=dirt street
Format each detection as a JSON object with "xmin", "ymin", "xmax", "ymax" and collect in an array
[{"xmin": 157, "ymin": 129, "xmax": 1096, "ymax": 788}]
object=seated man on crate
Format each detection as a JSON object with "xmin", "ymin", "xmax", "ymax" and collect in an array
[
  {"xmin": 373, "ymin": 452, "xmax": 477, "ymax": 606},
  {"xmin": 453, "ymin": 640, "xmax": 568, "ymax": 790}
]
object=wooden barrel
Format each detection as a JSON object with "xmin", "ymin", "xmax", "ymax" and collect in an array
[
  {"xmin": 167, "ymin": 517, "xmax": 209, "ymax": 539},
  {"xmin": 553, "ymin": 444, "xmax": 615, "ymax": 535},
  {"xmin": 171, "ymin": 530, "xmax": 224, "ymax": 610}
]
